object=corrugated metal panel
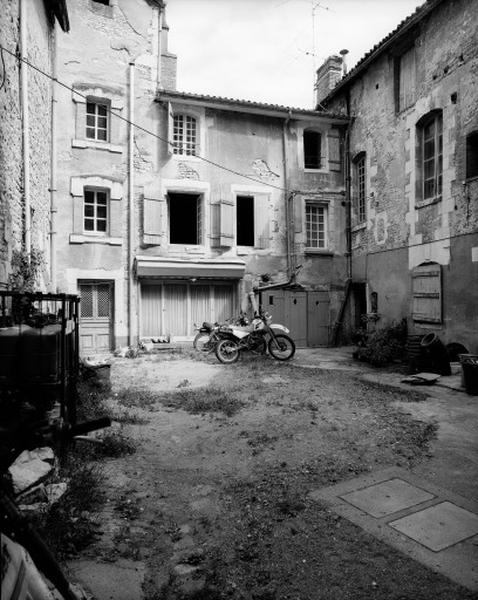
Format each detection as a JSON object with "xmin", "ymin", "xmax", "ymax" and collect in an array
[
  {"xmin": 141, "ymin": 284, "xmax": 162, "ymax": 337},
  {"xmin": 164, "ymin": 284, "xmax": 188, "ymax": 336},
  {"xmin": 214, "ymin": 285, "xmax": 235, "ymax": 323},
  {"xmin": 191, "ymin": 285, "xmax": 211, "ymax": 328}
]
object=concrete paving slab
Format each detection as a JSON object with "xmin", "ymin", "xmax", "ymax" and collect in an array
[
  {"xmin": 340, "ymin": 478, "xmax": 435, "ymax": 518},
  {"xmin": 309, "ymin": 467, "xmax": 478, "ymax": 591},
  {"xmin": 67, "ymin": 559, "xmax": 145, "ymax": 600},
  {"xmin": 389, "ymin": 501, "xmax": 478, "ymax": 551}
]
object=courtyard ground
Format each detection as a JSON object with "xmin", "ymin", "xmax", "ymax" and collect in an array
[{"xmin": 66, "ymin": 349, "xmax": 478, "ymax": 600}]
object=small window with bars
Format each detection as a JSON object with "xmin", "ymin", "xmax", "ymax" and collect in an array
[
  {"xmin": 86, "ymin": 100, "xmax": 109, "ymax": 141},
  {"xmin": 306, "ymin": 203, "xmax": 327, "ymax": 249},
  {"xmin": 84, "ymin": 188, "xmax": 108, "ymax": 234},
  {"xmin": 173, "ymin": 114, "xmax": 197, "ymax": 156}
]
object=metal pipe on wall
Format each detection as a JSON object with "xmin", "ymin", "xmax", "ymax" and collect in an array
[
  {"xmin": 50, "ymin": 26, "xmax": 58, "ymax": 290},
  {"xmin": 20, "ymin": 0, "xmax": 31, "ymax": 256},
  {"xmin": 282, "ymin": 113, "xmax": 293, "ymax": 278},
  {"xmin": 128, "ymin": 60, "xmax": 135, "ymax": 346}
]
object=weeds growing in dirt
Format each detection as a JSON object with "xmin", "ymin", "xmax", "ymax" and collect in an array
[{"xmin": 159, "ymin": 386, "xmax": 244, "ymax": 416}]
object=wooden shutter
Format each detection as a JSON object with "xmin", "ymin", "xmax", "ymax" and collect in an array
[
  {"xmin": 254, "ymin": 193, "xmax": 270, "ymax": 249},
  {"xmin": 399, "ymin": 47, "xmax": 416, "ymax": 111},
  {"xmin": 219, "ymin": 199, "xmax": 234, "ymax": 247},
  {"xmin": 412, "ymin": 263, "xmax": 442, "ymax": 323},
  {"xmin": 143, "ymin": 187, "xmax": 166, "ymax": 245},
  {"xmin": 293, "ymin": 194, "xmax": 303, "ymax": 233},
  {"xmin": 327, "ymin": 130, "xmax": 342, "ymax": 172},
  {"xmin": 167, "ymin": 102, "xmax": 174, "ymax": 156}
]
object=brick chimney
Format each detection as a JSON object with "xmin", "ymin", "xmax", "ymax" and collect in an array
[{"xmin": 315, "ymin": 55, "xmax": 343, "ymax": 107}]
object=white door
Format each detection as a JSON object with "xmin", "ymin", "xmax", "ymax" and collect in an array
[{"xmin": 79, "ymin": 282, "xmax": 113, "ymax": 355}]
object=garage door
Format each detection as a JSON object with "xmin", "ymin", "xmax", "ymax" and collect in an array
[{"xmin": 141, "ymin": 282, "xmax": 235, "ymax": 339}]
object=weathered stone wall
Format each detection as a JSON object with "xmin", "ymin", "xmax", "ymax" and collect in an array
[
  {"xmin": 0, "ymin": 0, "xmax": 53, "ymax": 288},
  {"xmin": 324, "ymin": 0, "xmax": 478, "ymax": 349}
]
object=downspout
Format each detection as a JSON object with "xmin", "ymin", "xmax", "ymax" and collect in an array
[
  {"xmin": 20, "ymin": 0, "xmax": 31, "ymax": 256},
  {"xmin": 50, "ymin": 26, "xmax": 58, "ymax": 290},
  {"xmin": 128, "ymin": 61, "xmax": 135, "ymax": 346},
  {"xmin": 282, "ymin": 110, "xmax": 293, "ymax": 278}
]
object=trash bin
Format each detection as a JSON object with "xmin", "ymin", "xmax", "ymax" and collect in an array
[
  {"xmin": 420, "ymin": 333, "xmax": 451, "ymax": 376},
  {"xmin": 459, "ymin": 354, "xmax": 478, "ymax": 396}
]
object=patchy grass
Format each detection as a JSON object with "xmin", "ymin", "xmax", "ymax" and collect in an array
[
  {"xmin": 116, "ymin": 388, "xmax": 159, "ymax": 411},
  {"xmin": 31, "ymin": 455, "xmax": 105, "ymax": 560},
  {"xmin": 157, "ymin": 387, "xmax": 244, "ymax": 416}
]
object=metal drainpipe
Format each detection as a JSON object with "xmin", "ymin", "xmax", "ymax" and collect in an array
[
  {"xmin": 20, "ymin": 0, "xmax": 31, "ymax": 256},
  {"xmin": 344, "ymin": 124, "xmax": 352, "ymax": 280},
  {"xmin": 50, "ymin": 26, "xmax": 58, "ymax": 290},
  {"xmin": 128, "ymin": 61, "xmax": 135, "ymax": 346},
  {"xmin": 282, "ymin": 112, "xmax": 292, "ymax": 278},
  {"xmin": 157, "ymin": 3, "xmax": 163, "ymax": 87}
]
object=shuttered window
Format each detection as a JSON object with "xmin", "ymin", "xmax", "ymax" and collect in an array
[
  {"xmin": 397, "ymin": 47, "xmax": 416, "ymax": 112},
  {"xmin": 412, "ymin": 263, "xmax": 442, "ymax": 323}
]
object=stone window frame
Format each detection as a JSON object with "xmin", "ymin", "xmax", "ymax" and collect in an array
[
  {"xmin": 72, "ymin": 85, "xmax": 124, "ymax": 154},
  {"xmin": 353, "ymin": 151, "xmax": 367, "ymax": 225},
  {"xmin": 415, "ymin": 109, "xmax": 443, "ymax": 208},
  {"xmin": 70, "ymin": 175, "xmax": 123, "ymax": 245},
  {"xmin": 305, "ymin": 201, "xmax": 328, "ymax": 251}
]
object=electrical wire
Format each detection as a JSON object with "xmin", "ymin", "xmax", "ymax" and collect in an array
[{"xmin": 0, "ymin": 44, "xmax": 294, "ymax": 194}]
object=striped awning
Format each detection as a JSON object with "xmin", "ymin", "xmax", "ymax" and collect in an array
[{"xmin": 135, "ymin": 256, "xmax": 246, "ymax": 279}]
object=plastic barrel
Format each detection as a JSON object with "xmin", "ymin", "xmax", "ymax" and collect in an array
[
  {"xmin": 20, "ymin": 324, "xmax": 61, "ymax": 384},
  {"xmin": 459, "ymin": 354, "xmax": 478, "ymax": 396}
]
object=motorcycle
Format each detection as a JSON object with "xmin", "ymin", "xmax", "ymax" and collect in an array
[
  {"xmin": 193, "ymin": 314, "xmax": 250, "ymax": 354},
  {"xmin": 214, "ymin": 311, "xmax": 295, "ymax": 364}
]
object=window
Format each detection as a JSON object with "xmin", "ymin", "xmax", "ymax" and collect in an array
[
  {"xmin": 84, "ymin": 188, "xmax": 108, "ymax": 233},
  {"xmin": 466, "ymin": 131, "xmax": 478, "ymax": 179},
  {"xmin": 354, "ymin": 152, "xmax": 366, "ymax": 223},
  {"xmin": 395, "ymin": 46, "xmax": 416, "ymax": 112},
  {"xmin": 303, "ymin": 129, "xmax": 322, "ymax": 169},
  {"xmin": 236, "ymin": 195, "xmax": 254, "ymax": 246},
  {"xmin": 173, "ymin": 115, "xmax": 197, "ymax": 156},
  {"xmin": 168, "ymin": 192, "xmax": 202, "ymax": 245},
  {"xmin": 418, "ymin": 111, "xmax": 442, "ymax": 200},
  {"xmin": 92, "ymin": 0, "xmax": 109, "ymax": 4},
  {"xmin": 86, "ymin": 100, "xmax": 109, "ymax": 141},
  {"xmin": 306, "ymin": 203, "xmax": 327, "ymax": 249}
]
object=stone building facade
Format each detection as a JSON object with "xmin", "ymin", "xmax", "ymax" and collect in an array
[
  {"xmin": 0, "ymin": 0, "xmax": 69, "ymax": 287},
  {"xmin": 317, "ymin": 0, "xmax": 478, "ymax": 353},
  {"xmin": 54, "ymin": 0, "xmax": 349, "ymax": 353}
]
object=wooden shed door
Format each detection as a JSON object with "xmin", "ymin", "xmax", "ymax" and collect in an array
[
  {"xmin": 412, "ymin": 263, "xmax": 442, "ymax": 323},
  {"xmin": 307, "ymin": 291, "xmax": 330, "ymax": 346}
]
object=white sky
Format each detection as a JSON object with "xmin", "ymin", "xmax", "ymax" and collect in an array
[{"xmin": 166, "ymin": 0, "xmax": 425, "ymax": 109}]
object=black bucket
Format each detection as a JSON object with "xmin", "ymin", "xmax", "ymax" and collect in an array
[
  {"xmin": 420, "ymin": 333, "xmax": 451, "ymax": 376},
  {"xmin": 459, "ymin": 354, "xmax": 478, "ymax": 396}
]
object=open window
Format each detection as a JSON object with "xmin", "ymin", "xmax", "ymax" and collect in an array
[
  {"xmin": 168, "ymin": 192, "xmax": 203, "ymax": 245},
  {"xmin": 466, "ymin": 131, "xmax": 478, "ymax": 180},
  {"xmin": 236, "ymin": 195, "xmax": 254, "ymax": 246},
  {"xmin": 303, "ymin": 129, "xmax": 322, "ymax": 169}
]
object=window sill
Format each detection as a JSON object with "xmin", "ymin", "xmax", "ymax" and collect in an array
[
  {"xmin": 351, "ymin": 222, "xmax": 367, "ymax": 233},
  {"xmin": 303, "ymin": 167, "xmax": 327, "ymax": 174},
  {"xmin": 72, "ymin": 139, "xmax": 123, "ymax": 154},
  {"xmin": 69, "ymin": 234, "xmax": 122, "ymax": 246},
  {"xmin": 171, "ymin": 153, "xmax": 201, "ymax": 162},
  {"xmin": 305, "ymin": 248, "xmax": 334, "ymax": 256},
  {"xmin": 415, "ymin": 195, "xmax": 442, "ymax": 209}
]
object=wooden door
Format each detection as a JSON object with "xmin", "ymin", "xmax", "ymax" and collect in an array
[
  {"xmin": 307, "ymin": 291, "xmax": 330, "ymax": 346},
  {"xmin": 79, "ymin": 282, "xmax": 113, "ymax": 355}
]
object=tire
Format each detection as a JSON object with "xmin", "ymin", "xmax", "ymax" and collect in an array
[
  {"xmin": 193, "ymin": 332, "xmax": 214, "ymax": 353},
  {"xmin": 268, "ymin": 334, "xmax": 295, "ymax": 361},
  {"xmin": 215, "ymin": 338, "xmax": 240, "ymax": 364}
]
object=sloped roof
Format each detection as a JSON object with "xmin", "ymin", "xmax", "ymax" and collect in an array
[
  {"xmin": 157, "ymin": 89, "xmax": 349, "ymax": 122},
  {"xmin": 320, "ymin": 0, "xmax": 447, "ymax": 106}
]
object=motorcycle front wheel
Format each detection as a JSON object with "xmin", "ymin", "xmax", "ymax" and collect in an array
[
  {"xmin": 193, "ymin": 332, "xmax": 214, "ymax": 353},
  {"xmin": 215, "ymin": 338, "xmax": 240, "ymax": 364},
  {"xmin": 268, "ymin": 334, "xmax": 295, "ymax": 361}
]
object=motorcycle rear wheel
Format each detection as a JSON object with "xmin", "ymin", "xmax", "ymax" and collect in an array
[
  {"xmin": 268, "ymin": 334, "xmax": 295, "ymax": 361},
  {"xmin": 193, "ymin": 332, "xmax": 215, "ymax": 353},
  {"xmin": 215, "ymin": 338, "xmax": 240, "ymax": 364}
]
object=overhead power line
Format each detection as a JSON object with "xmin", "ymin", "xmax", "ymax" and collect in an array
[{"xmin": 0, "ymin": 44, "xmax": 293, "ymax": 194}]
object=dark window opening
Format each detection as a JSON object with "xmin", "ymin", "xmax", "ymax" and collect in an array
[
  {"xmin": 466, "ymin": 131, "xmax": 478, "ymax": 179},
  {"xmin": 168, "ymin": 193, "xmax": 202, "ymax": 245},
  {"xmin": 352, "ymin": 282, "xmax": 367, "ymax": 329},
  {"xmin": 370, "ymin": 291, "xmax": 378, "ymax": 313},
  {"xmin": 92, "ymin": 0, "xmax": 110, "ymax": 4},
  {"xmin": 236, "ymin": 195, "xmax": 254, "ymax": 246},
  {"xmin": 303, "ymin": 130, "xmax": 322, "ymax": 169}
]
